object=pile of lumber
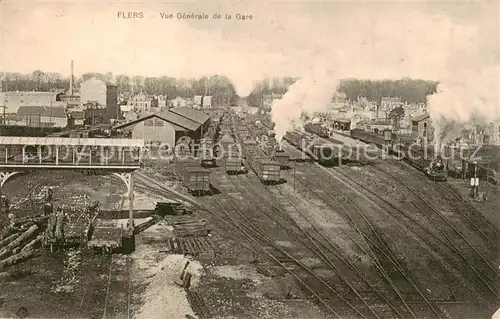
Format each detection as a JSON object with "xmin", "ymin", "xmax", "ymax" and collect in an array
[
  {"xmin": 172, "ymin": 219, "xmax": 208, "ymax": 237},
  {"xmin": 0, "ymin": 215, "xmax": 48, "ymax": 270}
]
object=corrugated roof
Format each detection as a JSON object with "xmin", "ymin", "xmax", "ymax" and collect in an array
[
  {"xmin": 17, "ymin": 106, "xmax": 67, "ymax": 118},
  {"xmin": 114, "ymin": 111, "xmax": 198, "ymax": 131},
  {"xmin": 169, "ymin": 107, "xmax": 210, "ymax": 124},
  {"xmin": 0, "ymin": 136, "xmax": 144, "ymax": 147}
]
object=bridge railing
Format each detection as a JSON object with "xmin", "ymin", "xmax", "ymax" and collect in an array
[{"xmin": 0, "ymin": 145, "xmax": 141, "ymax": 167}]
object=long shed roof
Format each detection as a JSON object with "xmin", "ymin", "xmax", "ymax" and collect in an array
[
  {"xmin": 114, "ymin": 110, "xmax": 200, "ymax": 131},
  {"xmin": 0, "ymin": 136, "xmax": 144, "ymax": 147},
  {"xmin": 169, "ymin": 107, "xmax": 210, "ymax": 125}
]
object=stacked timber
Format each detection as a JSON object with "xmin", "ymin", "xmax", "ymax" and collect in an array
[
  {"xmin": 172, "ymin": 219, "xmax": 208, "ymax": 237},
  {"xmin": 0, "ymin": 215, "xmax": 48, "ymax": 270}
]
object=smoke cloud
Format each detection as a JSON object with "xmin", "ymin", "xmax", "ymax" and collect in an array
[
  {"xmin": 267, "ymin": 4, "xmax": 499, "ymax": 144},
  {"xmin": 427, "ymin": 67, "xmax": 500, "ymax": 151},
  {"xmin": 272, "ymin": 70, "xmax": 340, "ymax": 142},
  {"xmin": 1, "ymin": 2, "xmax": 498, "ymax": 130}
]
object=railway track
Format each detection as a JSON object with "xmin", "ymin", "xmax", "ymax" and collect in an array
[
  {"xmin": 320, "ymin": 164, "xmax": 498, "ymax": 313},
  {"xmin": 367, "ymin": 164, "xmax": 500, "ymax": 293},
  {"xmin": 224, "ymin": 172, "xmax": 403, "ymax": 319},
  {"xmin": 385, "ymin": 160, "xmax": 500, "ymax": 246},
  {"xmin": 135, "ymin": 171, "xmax": 341, "ymax": 317},
  {"xmin": 75, "ymin": 204, "xmax": 132, "ymax": 319},
  {"xmin": 280, "ymin": 163, "xmax": 445, "ymax": 319},
  {"xmin": 201, "ymin": 172, "xmax": 346, "ymax": 318},
  {"xmin": 233, "ymin": 173, "xmax": 410, "ymax": 319},
  {"xmin": 102, "ymin": 254, "xmax": 132, "ymax": 319}
]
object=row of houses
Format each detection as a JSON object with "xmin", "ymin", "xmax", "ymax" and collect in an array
[
  {"xmin": 0, "ymin": 78, "xmax": 215, "ymax": 129},
  {"xmin": 121, "ymin": 93, "xmax": 213, "ymax": 113}
]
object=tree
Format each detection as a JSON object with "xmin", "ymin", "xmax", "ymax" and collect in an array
[
  {"xmin": 31, "ymin": 70, "xmax": 44, "ymax": 91},
  {"xmin": 116, "ymin": 75, "xmax": 131, "ymax": 93},
  {"xmin": 388, "ymin": 106, "xmax": 405, "ymax": 131}
]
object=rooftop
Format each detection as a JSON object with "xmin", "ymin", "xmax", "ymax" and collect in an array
[
  {"xmin": 114, "ymin": 109, "xmax": 201, "ymax": 131},
  {"xmin": 169, "ymin": 107, "xmax": 210, "ymax": 124},
  {"xmin": 411, "ymin": 113, "xmax": 430, "ymax": 122},
  {"xmin": 17, "ymin": 106, "xmax": 67, "ymax": 118}
]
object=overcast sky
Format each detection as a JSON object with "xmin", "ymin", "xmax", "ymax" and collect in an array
[{"xmin": 1, "ymin": 0, "xmax": 498, "ymax": 95}]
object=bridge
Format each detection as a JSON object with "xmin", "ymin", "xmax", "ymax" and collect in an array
[{"xmin": 0, "ymin": 136, "xmax": 144, "ymax": 230}]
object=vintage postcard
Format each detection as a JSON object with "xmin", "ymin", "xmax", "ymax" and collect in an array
[{"xmin": 0, "ymin": 1, "xmax": 499, "ymax": 318}]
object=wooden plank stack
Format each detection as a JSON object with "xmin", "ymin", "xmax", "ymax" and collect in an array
[
  {"xmin": 172, "ymin": 219, "xmax": 208, "ymax": 237},
  {"xmin": 0, "ymin": 215, "xmax": 48, "ymax": 271}
]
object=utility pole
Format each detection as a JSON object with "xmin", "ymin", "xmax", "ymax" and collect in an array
[
  {"xmin": 293, "ymin": 164, "xmax": 296, "ymax": 193},
  {"xmin": 473, "ymin": 160, "xmax": 478, "ymax": 199}
]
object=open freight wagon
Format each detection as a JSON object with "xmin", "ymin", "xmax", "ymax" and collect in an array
[{"xmin": 175, "ymin": 157, "xmax": 212, "ymax": 195}]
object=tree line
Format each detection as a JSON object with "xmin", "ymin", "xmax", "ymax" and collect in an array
[
  {"xmin": 1, "ymin": 71, "xmax": 239, "ymax": 106},
  {"xmin": 338, "ymin": 78, "xmax": 438, "ymax": 105},
  {"xmin": 247, "ymin": 77, "xmax": 439, "ymax": 107}
]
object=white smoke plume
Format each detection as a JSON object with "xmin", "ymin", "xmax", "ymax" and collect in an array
[
  {"xmin": 271, "ymin": 71, "xmax": 340, "ymax": 142},
  {"xmin": 427, "ymin": 67, "xmax": 500, "ymax": 152},
  {"xmin": 267, "ymin": 4, "xmax": 498, "ymax": 145}
]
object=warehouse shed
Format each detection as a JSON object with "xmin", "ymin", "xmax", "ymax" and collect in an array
[{"xmin": 114, "ymin": 108, "xmax": 209, "ymax": 147}]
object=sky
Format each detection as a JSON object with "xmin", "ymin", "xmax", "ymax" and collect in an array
[{"xmin": 0, "ymin": 0, "xmax": 499, "ymax": 96}]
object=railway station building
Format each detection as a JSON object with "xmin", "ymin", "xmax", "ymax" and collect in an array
[{"xmin": 114, "ymin": 107, "xmax": 210, "ymax": 147}]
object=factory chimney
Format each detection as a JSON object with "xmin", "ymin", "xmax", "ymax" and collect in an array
[{"xmin": 69, "ymin": 60, "xmax": 74, "ymax": 95}]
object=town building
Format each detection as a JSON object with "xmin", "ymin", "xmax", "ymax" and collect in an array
[
  {"xmin": 157, "ymin": 95, "xmax": 168, "ymax": 109},
  {"xmin": 411, "ymin": 113, "xmax": 433, "ymax": 143},
  {"xmin": 357, "ymin": 119, "xmax": 393, "ymax": 133},
  {"xmin": 15, "ymin": 105, "xmax": 67, "ymax": 128},
  {"xmin": 79, "ymin": 78, "xmax": 119, "ymax": 123},
  {"xmin": 114, "ymin": 108, "xmax": 210, "ymax": 146},
  {"xmin": 170, "ymin": 96, "xmax": 188, "ymax": 108},
  {"xmin": 193, "ymin": 95, "xmax": 203, "ymax": 107},
  {"xmin": 380, "ymin": 97, "xmax": 404, "ymax": 111},
  {"xmin": 0, "ymin": 91, "xmax": 63, "ymax": 113},
  {"xmin": 201, "ymin": 96, "xmax": 212, "ymax": 109},
  {"xmin": 127, "ymin": 92, "xmax": 158, "ymax": 114}
]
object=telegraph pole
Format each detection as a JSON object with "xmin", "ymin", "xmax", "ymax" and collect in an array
[{"xmin": 473, "ymin": 160, "xmax": 478, "ymax": 199}]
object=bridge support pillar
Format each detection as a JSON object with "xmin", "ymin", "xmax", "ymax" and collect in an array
[
  {"xmin": 0, "ymin": 172, "xmax": 20, "ymax": 189},
  {"xmin": 113, "ymin": 172, "xmax": 135, "ymax": 231}
]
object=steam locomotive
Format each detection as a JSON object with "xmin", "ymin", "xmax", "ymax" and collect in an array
[{"xmin": 350, "ymin": 129, "xmax": 448, "ymax": 181}]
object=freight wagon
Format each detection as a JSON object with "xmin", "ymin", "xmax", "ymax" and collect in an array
[
  {"xmin": 246, "ymin": 153, "xmax": 281, "ymax": 184},
  {"xmin": 350, "ymin": 129, "xmax": 393, "ymax": 147},
  {"xmin": 261, "ymin": 138, "xmax": 290, "ymax": 168},
  {"xmin": 284, "ymin": 131, "xmax": 343, "ymax": 166},
  {"xmin": 183, "ymin": 167, "xmax": 211, "ymax": 195},
  {"xmin": 304, "ymin": 123, "xmax": 330, "ymax": 138},
  {"xmin": 225, "ymin": 157, "xmax": 245, "ymax": 174},
  {"xmin": 198, "ymin": 138, "xmax": 215, "ymax": 167},
  {"xmin": 175, "ymin": 157, "xmax": 212, "ymax": 195},
  {"xmin": 244, "ymin": 144, "xmax": 282, "ymax": 184}
]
